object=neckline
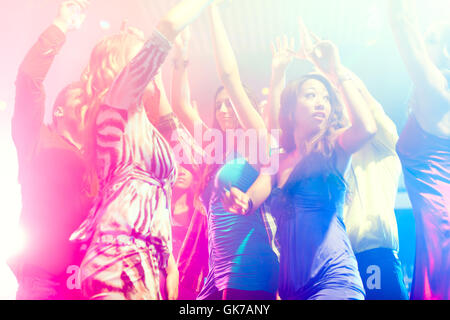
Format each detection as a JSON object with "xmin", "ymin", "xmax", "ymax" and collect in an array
[
  {"xmin": 277, "ymin": 151, "xmax": 342, "ymax": 192},
  {"xmin": 277, "ymin": 152, "xmax": 309, "ymax": 191}
]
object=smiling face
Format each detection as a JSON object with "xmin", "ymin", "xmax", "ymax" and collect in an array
[
  {"xmin": 214, "ymin": 88, "xmax": 240, "ymax": 131},
  {"xmin": 294, "ymin": 78, "xmax": 332, "ymax": 138}
]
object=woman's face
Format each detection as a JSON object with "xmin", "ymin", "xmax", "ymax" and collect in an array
[
  {"xmin": 215, "ymin": 89, "xmax": 239, "ymax": 131},
  {"xmin": 294, "ymin": 79, "xmax": 332, "ymax": 137},
  {"xmin": 174, "ymin": 165, "xmax": 194, "ymax": 190}
]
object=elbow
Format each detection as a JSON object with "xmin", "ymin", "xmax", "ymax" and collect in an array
[
  {"xmin": 362, "ymin": 121, "xmax": 378, "ymax": 141},
  {"xmin": 351, "ymin": 117, "xmax": 378, "ymax": 143},
  {"xmin": 219, "ymin": 70, "xmax": 240, "ymax": 88},
  {"xmin": 215, "ymin": 60, "xmax": 241, "ymax": 85},
  {"xmin": 218, "ymin": 69, "xmax": 232, "ymax": 81}
]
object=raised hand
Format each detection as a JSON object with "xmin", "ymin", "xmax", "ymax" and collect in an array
[
  {"xmin": 271, "ymin": 35, "xmax": 296, "ymax": 74},
  {"xmin": 53, "ymin": 0, "xmax": 90, "ymax": 33},
  {"xmin": 120, "ymin": 20, "xmax": 146, "ymax": 41},
  {"xmin": 310, "ymin": 40, "xmax": 343, "ymax": 81},
  {"xmin": 297, "ymin": 17, "xmax": 316, "ymax": 60},
  {"xmin": 297, "ymin": 17, "xmax": 343, "ymax": 83}
]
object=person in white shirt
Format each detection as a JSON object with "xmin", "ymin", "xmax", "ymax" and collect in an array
[{"xmin": 343, "ymin": 70, "xmax": 409, "ymax": 300}]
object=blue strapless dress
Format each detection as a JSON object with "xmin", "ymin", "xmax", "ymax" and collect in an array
[
  {"xmin": 197, "ymin": 155, "xmax": 279, "ymax": 299},
  {"xmin": 270, "ymin": 152, "xmax": 365, "ymax": 300}
]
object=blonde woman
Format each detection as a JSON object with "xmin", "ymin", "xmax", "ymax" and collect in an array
[{"xmin": 70, "ymin": 0, "xmax": 215, "ymax": 300}]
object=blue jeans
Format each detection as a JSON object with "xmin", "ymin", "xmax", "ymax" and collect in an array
[{"xmin": 356, "ymin": 248, "xmax": 409, "ymax": 300}]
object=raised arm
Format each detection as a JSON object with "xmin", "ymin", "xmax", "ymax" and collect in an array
[
  {"xmin": 157, "ymin": 0, "xmax": 215, "ymax": 43},
  {"xmin": 389, "ymin": 0, "xmax": 450, "ymax": 107},
  {"xmin": 105, "ymin": 0, "xmax": 214, "ymax": 111},
  {"xmin": 342, "ymin": 67, "xmax": 399, "ymax": 149},
  {"xmin": 327, "ymin": 47, "xmax": 378, "ymax": 157},
  {"xmin": 267, "ymin": 36, "xmax": 295, "ymax": 132},
  {"xmin": 306, "ymin": 25, "xmax": 397, "ymax": 150},
  {"xmin": 12, "ymin": 0, "xmax": 89, "ymax": 161},
  {"xmin": 155, "ymin": 68, "xmax": 206, "ymax": 167},
  {"xmin": 297, "ymin": 20, "xmax": 377, "ymax": 161},
  {"xmin": 207, "ymin": 4, "xmax": 267, "ymax": 132},
  {"xmin": 171, "ymin": 27, "xmax": 206, "ymax": 135}
]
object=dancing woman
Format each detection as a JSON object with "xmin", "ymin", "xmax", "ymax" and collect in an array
[
  {"xmin": 70, "ymin": 0, "xmax": 214, "ymax": 300},
  {"xmin": 389, "ymin": 0, "xmax": 450, "ymax": 300},
  {"xmin": 275, "ymin": 23, "xmax": 407, "ymax": 300},
  {"xmin": 269, "ymin": 33, "xmax": 374, "ymax": 299},
  {"xmin": 226, "ymin": 19, "xmax": 378, "ymax": 300},
  {"xmin": 170, "ymin": 2, "xmax": 279, "ymax": 300}
]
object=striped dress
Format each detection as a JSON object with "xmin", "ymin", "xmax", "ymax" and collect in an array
[{"xmin": 70, "ymin": 31, "xmax": 177, "ymax": 300}]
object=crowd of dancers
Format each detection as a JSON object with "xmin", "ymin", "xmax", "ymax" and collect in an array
[{"xmin": 8, "ymin": 0, "xmax": 449, "ymax": 300}]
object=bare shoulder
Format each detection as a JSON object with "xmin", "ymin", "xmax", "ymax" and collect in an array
[
  {"xmin": 333, "ymin": 139, "xmax": 353, "ymax": 177},
  {"xmin": 276, "ymin": 152, "xmax": 297, "ymax": 189}
]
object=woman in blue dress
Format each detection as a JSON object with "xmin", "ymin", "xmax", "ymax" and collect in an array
[
  {"xmin": 269, "ymin": 66, "xmax": 372, "ymax": 299},
  {"xmin": 224, "ymin": 20, "xmax": 377, "ymax": 299},
  {"xmin": 170, "ymin": 3, "xmax": 279, "ymax": 300}
]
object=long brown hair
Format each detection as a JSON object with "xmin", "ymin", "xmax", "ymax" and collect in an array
[{"xmin": 194, "ymin": 85, "xmax": 260, "ymax": 212}]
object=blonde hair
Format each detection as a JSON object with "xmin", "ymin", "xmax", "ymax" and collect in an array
[{"xmin": 54, "ymin": 32, "xmax": 145, "ymax": 196}]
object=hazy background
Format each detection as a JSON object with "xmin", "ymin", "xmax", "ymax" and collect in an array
[{"xmin": 0, "ymin": 0, "xmax": 448, "ymax": 299}]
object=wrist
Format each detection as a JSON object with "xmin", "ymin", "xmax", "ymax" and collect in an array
[
  {"xmin": 326, "ymin": 66, "xmax": 348, "ymax": 86},
  {"xmin": 173, "ymin": 59, "xmax": 190, "ymax": 69},
  {"xmin": 336, "ymin": 68, "xmax": 353, "ymax": 85},
  {"xmin": 272, "ymin": 65, "xmax": 288, "ymax": 77},
  {"xmin": 245, "ymin": 197, "xmax": 254, "ymax": 215},
  {"xmin": 53, "ymin": 18, "xmax": 69, "ymax": 34},
  {"xmin": 173, "ymin": 48, "xmax": 189, "ymax": 63},
  {"xmin": 271, "ymin": 68, "xmax": 288, "ymax": 84}
]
